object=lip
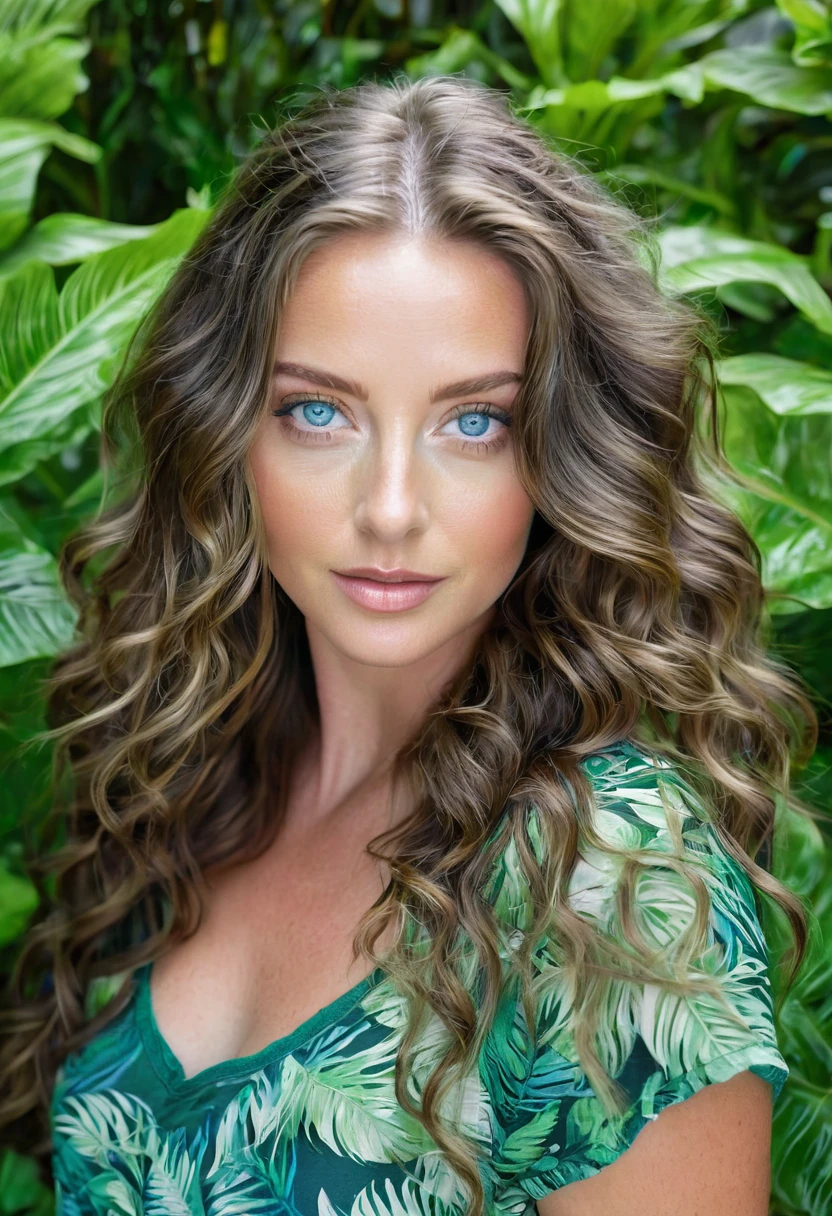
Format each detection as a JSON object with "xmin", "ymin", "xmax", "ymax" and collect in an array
[
  {"xmin": 334, "ymin": 567, "xmax": 443, "ymax": 583},
  {"xmin": 331, "ymin": 569, "xmax": 446, "ymax": 613}
]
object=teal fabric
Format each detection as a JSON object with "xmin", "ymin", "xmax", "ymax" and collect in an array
[{"xmin": 50, "ymin": 740, "xmax": 789, "ymax": 1214}]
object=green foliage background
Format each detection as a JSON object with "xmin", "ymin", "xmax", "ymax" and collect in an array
[{"xmin": 0, "ymin": 0, "xmax": 830, "ymax": 1211}]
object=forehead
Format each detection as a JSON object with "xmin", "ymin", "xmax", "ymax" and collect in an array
[{"xmin": 273, "ymin": 232, "xmax": 529, "ymax": 378}]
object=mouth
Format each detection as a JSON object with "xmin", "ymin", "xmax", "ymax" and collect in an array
[
  {"xmin": 330, "ymin": 570, "xmax": 446, "ymax": 613},
  {"xmin": 333, "ymin": 567, "xmax": 443, "ymax": 583}
]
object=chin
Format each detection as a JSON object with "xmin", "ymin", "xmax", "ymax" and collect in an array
[{"xmin": 325, "ymin": 623, "xmax": 458, "ymax": 667}]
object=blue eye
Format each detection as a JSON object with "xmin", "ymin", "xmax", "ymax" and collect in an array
[
  {"xmin": 272, "ymin": 395, "xmax": 512, "ymax": 450},
  {"xmin": 299, "ymin": 401, "xmax": 336, "ymax": 427},
  {"xmin": 443, "ymin": 405, "xmax": 512, "ymax": 446},
  {"xmin": 272, "ymin": 396, "xmax": 349, "ymax": 434},
  {"xmin": 456, "ymin": 412, "xmax": 492, "ymax": 437}
]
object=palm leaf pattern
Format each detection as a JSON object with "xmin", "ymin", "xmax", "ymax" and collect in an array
[{"xmin": 51, "ymin": 740, "xmax": 788, "ymax": 1214}]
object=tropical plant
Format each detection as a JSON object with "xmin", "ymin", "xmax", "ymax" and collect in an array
[{"xmin": 0, "ymin": 0, "xmax": 829, "ymax": 1212}]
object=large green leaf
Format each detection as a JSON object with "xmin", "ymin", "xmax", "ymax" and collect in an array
[
  {"xmin": 0, "ymin": 507, "xmax": 77, "ymax": 667},
  {"xmin": 772, "ymin": 801, "xmax": 830, "ymax": 903},
  {"xmin": 0, "ymin": 118, "xmax": 99, "ymax": 252},
  {"xmin": 0, "ymin": 400, "xmax": 97, "ymax": 490},
  {"xmin": 777, "ymin": 0, "xmax": 832, "ymax": 67},
  {"xmin": 705, "ymin": 356, "xmax": 832, "ymax": 609},
  {"xmin": 699, "ymin": 46, "xmax": 832, "ymax": 113},
  {"xmin": 562, "ymin": 0, "xmax": 636, "ymax": 82},
  {"xmin": 718, "ymin": 354, "xmax": 832, "ymax": 416},
  {"xmin": 658, "ymin": 226, "xmax": 832, "ymax": 335},
  {"xmin": 0, "ymin": 31, "xmax": 90, "ymax": 122},
  {"xmin": 719, "ymin": 381, "xmax": 832, "ymax": 524},
  {"xmin": 0, "ymin": 212, "xmax": 162, "ymax": 278},
  {"xmin": 727, "ymin": 487, "xmax": 832, "ymax": 611},
  {"xmin": 493, "ymin": 0, "xmax": 566, "ymax": 87},
  {"xmin": 0, "ymin": 0, "xmax": 100, "ymax": 34},
  {"xmin": 404, "ymin": 27, "xmax": 534, "ymax": 91},
  {"xmin": 522, "ymin": 63, "xmax": 705, "ymax": 111},
  {"xmin": 0, "ymin": 206, "xmax": 209, "ymax": 489}
]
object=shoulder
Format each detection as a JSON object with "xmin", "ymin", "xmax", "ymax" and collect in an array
[
  {"xmin": 486, "ymin": 738, "xmax": 761, "ymax": 944},
  {"xmin": 481, "ymin": 739, "xmax": 788, "ymax": 1204},
  {"xmin": 576, "ymin": 736, "xmax": 717, "ymax": 845},
  {"xmin": 563, "ymin": 740, "xmax": 785, "ymax": 1090},
  {"xmin": 565, "ymin": 740, "xmax": 770, "ymax": 965}
]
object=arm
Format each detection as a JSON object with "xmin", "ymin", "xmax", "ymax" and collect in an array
[{"xmin": 537, "ymin": 1069, "xmax": 772, "ymax": 1216}]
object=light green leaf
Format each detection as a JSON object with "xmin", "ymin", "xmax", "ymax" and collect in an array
[
  {"xmin": 0, "ymin": 212, "xmax": 162, "ymax": 277},
  {"xmin": 492, "ymin": 1100, "xmax": 561, "ymax": 1177},
  {"xmin": 718, "ymin": 354, "xmax": 832, "ymax": 416},
  {"xmin": 603, "ymin": 163, "xmax": 734, "ymax": 215},
  {"xmin": 711, "ymin": 481, "xmax": 832, "ymax": 611},
  {"xmin": 493, "ymin": 0, "xmax": 566, "ymax": 87},
  {"xmin": 563, "ymin": 0, "xmax": 636, "ymax": 82},
  {"xmin": 0, "ymin": 545, "xmax": 77, "ymax": 664},
  {"xmin": 0, "ymin": 207, "xmax": 208, "ymax": 488},
  {"xmin": 404, "ymin": 27, "xmax": 534, "ymax": 91},
  {"xmin": 274, "ymin": 1028, "xmax": 436, "ymax": 1163},
  {"xmin": 772, "ymin": 802, "xmax": 830, "ymax": 901},
  {"xmin": 657, "ymin": 226, "xmax": 832, "ymax": 335},
  {"xmin": 0, "ymin": 860, "xmax": 37, "ymax": 947},
  {"xmin": 699, "ymin": 46, "xmax": 832, "ymax": 114},
  {"xmin": 709, "ymin": 376, "xmax": 832, "ymax": 608},
  {"xmin": 776, "ymin": 0, "xmax": 832, "ymax": 66},
  {"xmin": 0, "ymin": 31, "xmax": 89, "ymax": 121},
  {"xmin": 0, "ymin": 508, "xmax": 77, "ymax": 666},
  {"xmin": 721, "ymin": 381, "xmax": 831, "ymax": 526},
  {"xmin": 523, "ymin": 64, "xmax": 704, "ymax": 111},
  {"xmin": 0, "ymin": 399, "xmax": 98, "ymax": 490},
  {"xmin": 0, "ymin": 117, "xmax": 100, "ymax": 253},
  {"xmin": 0, "ymin": 0, "xmax": 101, "ymax": 35}
]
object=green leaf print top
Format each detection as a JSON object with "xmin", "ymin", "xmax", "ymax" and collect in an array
[{"xmin": 51, "ymin": 740, "xmax": 789, "ymax": 1215}]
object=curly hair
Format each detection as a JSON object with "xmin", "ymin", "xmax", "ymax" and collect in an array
[{"xmin": 0, "ymin": 73, "xmax": 817, "ymax": 1210}]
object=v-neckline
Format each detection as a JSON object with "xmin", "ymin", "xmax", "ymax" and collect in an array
[{"xmin": 134, "ymin": 962, "xmax": 387, "ymax": 1092}]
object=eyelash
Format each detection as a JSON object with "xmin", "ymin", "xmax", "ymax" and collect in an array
[{"xmin": 270, "ymin": 393, "xmax": 513, "ymax": 454}]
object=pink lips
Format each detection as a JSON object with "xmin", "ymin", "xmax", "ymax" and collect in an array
[{"xmin": 331, "ymin": 572, "xmax": 445, "ymax": 612}]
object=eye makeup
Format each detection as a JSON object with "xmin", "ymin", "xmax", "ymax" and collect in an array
[{"xmin": 270, "ymin": 393, "xmax": 513, "ymax": 455}]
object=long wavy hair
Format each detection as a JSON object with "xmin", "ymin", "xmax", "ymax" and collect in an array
[{"xmin": 0, "ymin": 73, "xmax": 818, "ymax": 1207}]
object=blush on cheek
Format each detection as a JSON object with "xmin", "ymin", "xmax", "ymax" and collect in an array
[{"xmin": 467, "ymin": 484, "xmax": 535, "ymax": 560}]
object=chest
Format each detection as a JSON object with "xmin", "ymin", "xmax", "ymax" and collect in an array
[
  {"xmin": 53, "ymin": 962, "xmax": 503, "ymax": 1216},
  {"xmin": 149, "ymin": 809, "xmax": 395, "ymax": 1078}
]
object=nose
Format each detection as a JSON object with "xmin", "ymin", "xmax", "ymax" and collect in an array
[{"xmin": 353, "ymin": 425, "xmax": 430, "ymax": 541}]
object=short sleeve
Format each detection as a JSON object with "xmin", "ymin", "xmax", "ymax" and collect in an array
[{"xmin": 484, "ymin": 742, "xmax": 789, "ymax": 1205}]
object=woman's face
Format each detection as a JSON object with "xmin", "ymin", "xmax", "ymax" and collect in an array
[{"xmin": 247, "ymin": 231, "xmax": 536, "ymax": 669}]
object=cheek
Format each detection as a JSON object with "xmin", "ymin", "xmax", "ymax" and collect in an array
[
  {"xmin": 248, "ymin": 445, "xmax": 335, "ymax": 563},
  {"xmin": 444, "ymin": 474, "xmax": 535, "ymax": 579}
]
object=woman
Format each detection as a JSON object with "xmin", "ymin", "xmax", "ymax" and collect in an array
[{"xmin": 0, "ymin": 74, "xmax": 815, "ymax": 1215}]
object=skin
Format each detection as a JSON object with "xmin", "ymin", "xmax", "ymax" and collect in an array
[
  {"xmin": 536, "ymin": 1069, "xmax": 773, "ymax": 1216},
  {"xmin": 247, "ymin": 230, "xmax": 536, "ymax": 821},
  {"xmin": 151, "ymin": 229, "xmax": 772, "ymax": 1213}
]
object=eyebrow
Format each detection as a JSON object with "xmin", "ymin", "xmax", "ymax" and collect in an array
[{"xmin": 272, "ymin": 361, "xmax": 524, "ymax": 403}]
